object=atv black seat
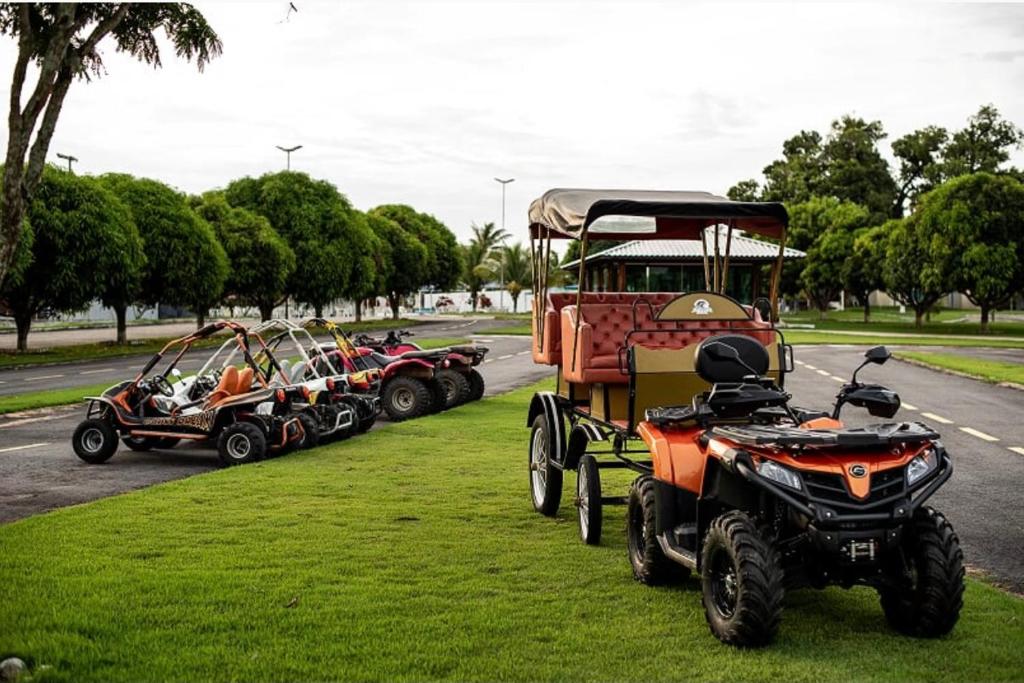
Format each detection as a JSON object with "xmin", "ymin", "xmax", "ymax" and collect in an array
[
  {"xmin": 695, "ymin": 334, "xmax": 771, "ymax": 384},
  {"xmin": 710, "ymin": 421, "xmax": 940, "ymax": 449},
  {"xmin": 705, "ymin": 382, "xmax": 790, "ymax": 418},
  {"xmin": 370, "ymin": 349, "xmax": 444, "ymax": 366}
]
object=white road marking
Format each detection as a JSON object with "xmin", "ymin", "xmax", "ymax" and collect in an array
[
  {"xmin": 1008, "ymin": 447, "xmax": 1024, "ymax": 456},
  {"xmin": 24, "ymin": 374, "xmax": 63, "ymax": 382},
  {"xmin": 0, "ymin": 442, "xmax": 49, "ymax": 454},
  {"xmin": 804, "ymin": 364, "xmax": 817, "ymax": 370},
  {"xmin": 830, "ymin": 375, "xmax": 844, "ymax": 383},
  {"xmin": 921, "ymin": 412, "xmax": 954, "ymax": 425},
  {"xmin": 902, "ymin": 402, "xmax": 918, "ymax": 411},
  {"xmin": 960, "ymin": 427, "xmax": 999, "ymax": 442},
  {"xmin": 474, "ymin": 338, "xmax": 494, "ymax": 343},
  {"xmin": 794, "ymin": 360, "xmax": 805, "ymax": 366},
  {"xmin": 498, "ymin": 354, "xmax": 514, "ymax": 360},
  {"xmin": 816, "ymin": 369, "xmax": 830, "ymax": 376},
  {"xmin": 80, "ymin": 367, "xmax": 116, "ymax": 375},
  {"xmin": 483, "ymin": 358, "xmax": 494, "ymax": 364},
  {"xmin": 516, "ymin": 350, "xmax": 530, "ymax": 356},
  {"xmin": 0, "ymin": 414, "xmax": 64, "ymax": 429}
]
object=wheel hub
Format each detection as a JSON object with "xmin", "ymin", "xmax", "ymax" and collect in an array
[
  {"xmin": 82, "ymin": 428, "xmax": 103, "ymax": 453},
  {"xmin": 226, "ymin": 433, "xmax": 251, "ymax": 460}
]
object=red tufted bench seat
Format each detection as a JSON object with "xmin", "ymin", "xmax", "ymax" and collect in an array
[{"xmin": 559, "ymin": 296, "xmax": 774, "ymax": 385}]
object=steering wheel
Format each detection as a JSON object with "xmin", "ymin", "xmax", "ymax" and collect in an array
[{"xmin": 149, "ymin": 374, "xmax": 176, "ymax": 397}]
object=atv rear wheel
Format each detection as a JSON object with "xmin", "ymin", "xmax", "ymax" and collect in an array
[
  {"xmin": 878, "ymin": 506, "xmax": 964, "ymax": 637},
  {"xmin": 296, "ymin": 412, "xmax": 321, "ymax": 449},
  {"xmin": 528, "ymin": 414, "xmax": 563, "ymax": 516},
  {"xmin": 437, "ymin": 369, "xmax": 470, "ymax": 408},
  {"xmin": 382, "ymin": 377, "xmax": 433, "ymax": 421},
  {"xmin": 626, "ymin": 475, "xmax": 679, "ymax": 584},
  {"xmin": 576, "ymin": 454, "xmax": 602, "ymax": 545},
  {"xmin": 467, "ymin": 369, "xmax": 485, "ymax": 401},
  {"xmin": 72, "ymin": 418, "xmax": 119, "ymax": 464},
  {"xmin": 700, "ymin": 510, "xmax": 784, "ymax": 647},
  {"xmin": 217, "ymin": 422, "xmax": 267, "ymax": 466}
]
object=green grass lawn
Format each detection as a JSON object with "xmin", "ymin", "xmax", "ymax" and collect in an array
[
  {"xmin": 896, "ymin": 351, "xmax": 1024, "ymax": 386},
  {"xmin": 0, "ymin": 383, "xmax": 114, "ymax": 415},
  {"xmin": 0, "ymin": 319, "xmax": 423, "ymax": 369},
  {"xmin": 492, "ymin": 323, "xmax": 531, "ymax": 335},
  {"xmin": 783, "ymin": 330, "xmax": 1024, "ymax": 348},
  {"xmin": 781, "ymin": 307, "xmax": 1024, "ymax": 337},
  {"xmin": 1, "ymin": 382, "xmax": 1022, "ymax": 682}
]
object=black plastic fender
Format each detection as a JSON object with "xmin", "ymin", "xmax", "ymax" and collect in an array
[
  {"xmin": 527, "ymin": 392, "xmax": 566, "ymax": 466},
  {"xmin": 564, "ymin": 422, "xmax": 607, "ymax": 471}
]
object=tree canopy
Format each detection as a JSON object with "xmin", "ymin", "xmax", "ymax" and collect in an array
[
  {"xmin": 371, "ymin": 204, "xmax": 463, "ymax": 292},
  {"xmin": 366, "ymin": 210, "xmax": 427, "ymax": 319}
]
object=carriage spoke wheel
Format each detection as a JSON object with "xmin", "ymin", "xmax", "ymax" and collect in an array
[
  {"xmin": 576, "ymin": 454, "xmax": 602, "ymax": 544},
  {"xmin": 528, "ymin": 414, "xmax": 562, "ymax": 516}
]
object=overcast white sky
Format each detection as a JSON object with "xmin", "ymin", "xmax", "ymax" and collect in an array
[{"xmin": 4, "ymin": 1, "xmax": 1024, "ymax": 243}]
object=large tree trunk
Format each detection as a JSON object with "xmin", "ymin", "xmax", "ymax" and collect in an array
[
  {"xmin": 980, "ymin": 305, "xmax": 991, "ymax": 334},
  {"xmin": 512, "ymin": 295, "xmax": 519, "ymax": 313},
  {"xmin": 354, "ymin": 299, "xmax": 362, "ymax": 323},
  {"xmin": 196, "ymin": 310, "xmax": 206, "ymax": 329},
  {"xmin": 114, "ymin": 305, "xmax": 128, "ymax": 344},
  {"xmin": 259, "ymin": 302, "xmax": 274, "ymax": 322},
  {"xmin": 471, "ymin": 288, "xmax": 478, "ymax": 312},
  {"xmin": 14, "ymin": 310, "xmax": 32, "ymax": 352},
  {"xmin": 388, "ymin": 294, "xmax": 400, "ymax": 320},
  {"xmin": 315, "ymin": 304, "xmax": 323, "ymax": 318},
  {"xmin": 914, "ymin": 307, "xmax": 925, "ymax": 329}
]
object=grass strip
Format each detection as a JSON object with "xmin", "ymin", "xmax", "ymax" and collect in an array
[
  {"xmin": 896, "ymin": 351, "xmax": 1024, "ymax": 386},
  {"xmin": 784, "ymin": 331, "xmax": 1024, "ymax": 348},
  {"xmin": 1, "ymin": 381, "xmax": 1022, "ymax": 682},
  {"xmin": 0, "ymin": 383, "xmax": 113, "ymax": 415}
]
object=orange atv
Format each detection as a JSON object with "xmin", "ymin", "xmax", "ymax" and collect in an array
[{"xmin": 525, "ymin": 189, "xmax": 963, "ymax": 647}]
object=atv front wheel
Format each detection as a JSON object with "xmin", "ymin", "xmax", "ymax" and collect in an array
[
  {"xmin": 700, "ymin": 510, "xmax": 784, "ymax": 647},
  {"xmin": 437, "ymin": 369, "xmax": 470, "ymax": 408},
  {"xmin": 577, "ymin": 454, "xmax": 602, "ymax": 545},
  {"xmin": 627, "ymin": 475, "xmax": 680, "ymax": 584},
  {"xmin": 72, "ymin": 418, "xmax": 119, "ymax": 464},
  {"xmin": 296, "ymin": 412, "xmax": 321, "ymax": 449},
  {"xmin": 528, "ymin": 414, "xmax": 563, "ymax": 516},
  {"xmin": 467, "ymin": 369, "xmax": 485, "ymax": 401},
  {"xmin": 217, "ymin": 422, "xmax": 267, "ymax": 466},
  {"xmin": 878, "ymin": 506, "xmax": 964, "ymax": 637},
  {"xmin": 382, "ymin": 377, "xmax": 433, "ymax": 421}
]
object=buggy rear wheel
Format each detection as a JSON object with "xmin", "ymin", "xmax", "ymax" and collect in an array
[
  {"xmin": 528, "ymin": 414, "xmax": 563, "ymax": 516},
  {"xmin": 72, "ymin": 418, "xmax": 119, "ymax": 464},
  {"xmin": 156, "ymin": 437, "xmax": 180, "ymax": 449},
  {"xmin": 878, "ymin": 506, "xmax": 964, "ymax": 637},
  {"xmin": 700, "ymin": 510, "xmax": 784, "ymax": 647},
  {"xmin": 122, "ymin": 435, "xmax": 158, "ymax": 452},
  {"xmin": 576, "ymin": 454, "xmax": 602, "ymax": 545},
  {"xmin": 217, "ymin": 422, "xmax": 267, "ymax": 466},
  {"xmin": 382, "ymin": 377, "xmax": 432, "ymax": 421},
  {"xmin": 296, "ymin": 412, "xmax": 320, "ymax": 449},
  {"xmin": 626, "ymin": 475, "xmax": 679, "ymax": 584},
  {"xmin": 467, "ymin": 369, "xmax": 485, "ymax": 401}
]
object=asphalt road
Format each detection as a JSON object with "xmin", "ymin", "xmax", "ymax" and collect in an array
[{"xmin": 1, "ymin": 337, "xmax": 1022, "ymax": 594}]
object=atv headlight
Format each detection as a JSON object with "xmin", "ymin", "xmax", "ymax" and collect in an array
[
  {"xmin": 757, "ymin": 459, "xmax": 802, "ymax": 491},
  {"xmin": 906, "ymin": 447, "xmax": 938, "ymax": 486}
]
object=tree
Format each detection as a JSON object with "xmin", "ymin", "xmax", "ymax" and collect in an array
[
  {"xmin": 501, "ymin": 242, "xmax": 531, "ymax": 313},
  {"xmin": 0, "ymin": 3, "xmax": 221, "ymax": 287},
  {"xmin": 100, "ymin": 174, "xmax": 228, "ymax": 328},
  {"xmin": 461, "ymin": 241, "xmax": 495, "ymax": 313},
  {"xmin": 892, "ymin": 126, "xmax": 948, "ymax": 215},
  {"xmin": 470, "ymin": 221, "xmax": 509, "ymax": 254},
  {"xmin": 842, "ymin": 224, "xmax": 889, "ymax": 322},
  {"xmin": 367, "ymin": 212, "xmax": 427, "ymax": 319},
  {"xmin": 192, "ymin": 193, "xmax": 295, "ymax": 321},
  {"xmin": 372, "ymin": 205, "xmax": 464, "ymax": 292},
  {"xmin": 225, "ymin": 172, "xmax": 376, "ymax": 317},
  {"xmin": 882, "ymin": 218, "xmax": 948, "ymax": 328},
  {"xmin": 760, "ymin": 130, "xmax": 826, "ymax": 203},
  {"xmin": 819, "ymin": 116, "xmax": 898, "ymax": 224},
  {"xmin": 727, "ymin": 179, "xmax": 761, "ymax": 202},
  {"xmin": 796, "ymin": 199, "xmax": 872, "ymax": 318},
  {"xmin": 914, "ymin": 173, "xmax": 1024, "ymax": 332},
  {"xmin": 942, "ymin": 105, "xmax": 1023, "ymax": 179},
  {"xmin": 0, "ymin": 167, "xmax": 139, "ymax": 350}
]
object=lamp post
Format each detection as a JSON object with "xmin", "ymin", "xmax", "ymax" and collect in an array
[
  {"xmin": 276, "ymin": 145, "xmax": 303, "ymax": 170},
  {"xmin": 56, "ymin": 152, "xmax": 78, "ymax": 173},
  {"xmin": 494, "ymin": 177, "xmax": 514, "ymax": 311}
]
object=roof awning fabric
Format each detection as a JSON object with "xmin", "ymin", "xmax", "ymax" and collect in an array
[{"xmin": 528, "ymin": 189, "xmax": 788, "ymax": 241}]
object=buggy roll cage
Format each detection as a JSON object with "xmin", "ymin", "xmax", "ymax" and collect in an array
[
  {"xmin": 527, "ymin": 189, "xmax": 789, "ymax": 364},
  {"xmin": 133, "ymin": 320, "xmax": 258, "ymax": 390},
  {"xmin": 303, "ymin": 317, "xmax": 378, "ymax": 375},
  {"xmin": 222, "ymin": 319, "xmax": 342, "ymax": 384},
  {"xmin": 196, "ymin": 323, "xmax": 291, "ymax": 387}
]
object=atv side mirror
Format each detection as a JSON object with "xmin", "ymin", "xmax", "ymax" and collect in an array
[
  {"xmin": 170, "ymin": 368, "xmax": 182, "ymax": 378},
  {"xmin": 864, "ymin": 346, "xmax": 891, "ymax": 365},
  {"xmin": 705, "ymin": 342, "xmax": 740, "ymax": 362}
]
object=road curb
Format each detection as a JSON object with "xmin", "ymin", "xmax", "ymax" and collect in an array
[{"xmin": 894, "ymin": 355, "xmax": 1024, "ymax": 392}]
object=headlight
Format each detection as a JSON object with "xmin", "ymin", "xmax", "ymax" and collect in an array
[
  {"xmin": 757, "ymin": 459, "xmax": 802, "ymax": 490},
  {"xmin": 906, "ymin": 448, "xmax": 938, "ymax": 485}
]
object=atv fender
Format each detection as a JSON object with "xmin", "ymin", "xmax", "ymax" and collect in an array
[
  {"xmin": 527, "ymin": 391, "xmax": 566, "ymax": 467},
  {"xmin": 564, "ymin": 422, "xmax": 607, "ymax": 471},
  {"xmin": 383, "ymin": 358, "xmax": 435, "ymax": 381}
]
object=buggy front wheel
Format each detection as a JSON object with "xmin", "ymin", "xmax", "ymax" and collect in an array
[
  {"xmin": 576, "ymin": 454, "xmax": 602, "ymax": 545},
  {"xmin": 217, "ymin": 422, "xmax": 267, "ymax": 466},
  {"xmin": 72, "ymin": 418, "xmax": 119, "ymax": 464},
  {"xmin": 296, "ymin": 412, "xmax": 321, "ymax": 449},
  {"xmin": 528, "ymin": 414, "xmax": 563, "ymax": 516}
]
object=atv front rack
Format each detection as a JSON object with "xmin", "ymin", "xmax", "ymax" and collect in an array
[{"xmin": 709, "ymin": 421, "xmax": 940, "ymax": 449}]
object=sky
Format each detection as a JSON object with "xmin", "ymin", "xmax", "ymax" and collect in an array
[{"xmin": 4, "ymin": 1, "xmax": 1024, "ymax": 244}]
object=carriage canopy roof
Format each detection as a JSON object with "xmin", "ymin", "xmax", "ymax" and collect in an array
[{"xmin": 528, "ymin": 189, "xmax": 788, "ymax": 241}]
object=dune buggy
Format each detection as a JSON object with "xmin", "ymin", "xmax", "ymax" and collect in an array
[
  {"xmin": 354, "ymin": 329, "xmax": 488, "ymax": 407},
  {"xmin": 525, "ymin": 189, "xmax": 963, "ymax": 647},
  {"xmin": 315, "ymin": 320, "xmax": 447, "ymax": 421},
  {"xmin": 72, "ymin": 321, "xmax": 307, "ymax": 467}
]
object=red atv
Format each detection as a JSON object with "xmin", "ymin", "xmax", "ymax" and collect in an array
[{"xmin": 354, "ymin": 329, "xmax": 488, "ymax": 408}]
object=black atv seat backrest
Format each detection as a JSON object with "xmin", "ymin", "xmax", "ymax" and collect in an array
[{"xmin": 695, "ymin": 334, "xmax": 770, "ymax": 384}]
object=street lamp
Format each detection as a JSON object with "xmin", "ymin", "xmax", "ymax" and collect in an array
[
  {"xmin": 494, "ymin": 177, "xmax": 514, "ymax": 312},
  {"xmin": 56, "ymin": 152, "xmax": 78, "ymax": 173},
  {"xmin": 276, "ymin": 145, "xmax": 303, "ymax": 171}
]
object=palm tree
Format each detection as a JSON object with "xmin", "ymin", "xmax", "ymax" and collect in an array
[
  {"xmin": 471, "ymin": 221, "xmax": 509, "ymax": 254},
  {"xmin": 501, "ymin": 243, "xmax": 531, "ymax": 312},
  {"xmin": 463, "ymin": 222, "xmax": 508, "ymax": 311}
]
